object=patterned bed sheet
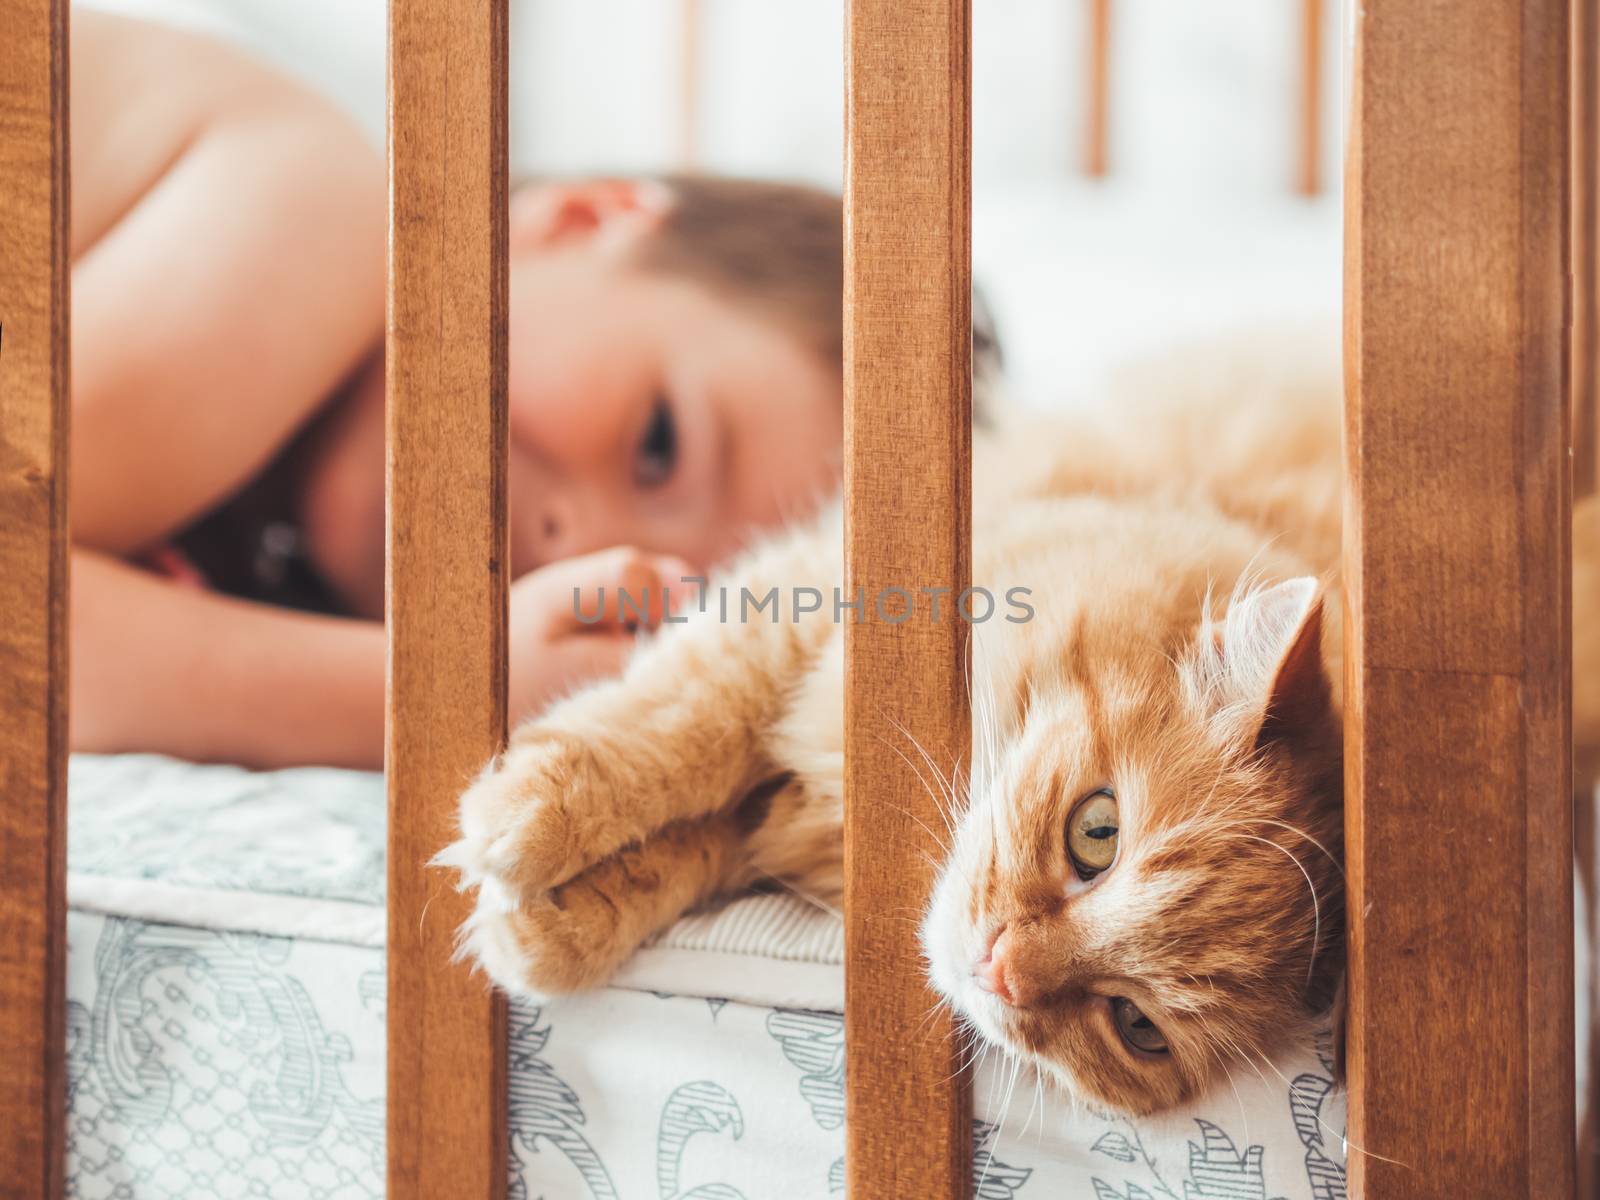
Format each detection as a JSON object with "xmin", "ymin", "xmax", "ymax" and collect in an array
[{"xmin": 65, "ymin": 753, "xmax": 1348, "ymax": 1199}]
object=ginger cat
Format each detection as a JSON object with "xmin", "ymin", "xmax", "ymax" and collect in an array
[{"xmin": 443, "ymin": 334, "xmax": 1596, "ymax": 1116}]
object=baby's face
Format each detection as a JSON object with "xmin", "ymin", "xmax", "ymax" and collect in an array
[{"xmin": 506, "ymin": 248, "xmax": 841, "ymax": 579}]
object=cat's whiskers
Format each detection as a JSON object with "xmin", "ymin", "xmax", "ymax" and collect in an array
[
  {"xmin": 1233, "ymin": 814, "xmax": 1344, "ymax": 879},
  {"xmin": 1020, "ymin": 1057, "xmax": 1046, "ymax": 1143},
  {"xmin": 1171, "ymin": 971, "xmax": 1220, "ymax": 1013},
  {"xmin": 1321, "ymin": 1117, "xmax": 1409, "ymax": 1169},
  {"xmin": 1242, "ymin": 1041, "xmax": 1297, "ymax": 1093},
  {"xmin": 885, "ymin": 714, "xmax": 958, "ymax": 802},
  {"xmin": 947, "ymin": 750, "xmax": 971, "ymax": 840},
  {"xmin": 977, "ymin": 1049, "xmax": 1024, "ymax": 1198},
  {"xmin": 1213, "ymin": 1025, "xmax": 1274, "ymax": 1096},
  {"xmin": 980, "ymin": 1046, "xmax": 1006, "ymax": 1115},
  {"xmin": 1236, "ymin": 1040, "xmax": 1407, "ymax": 1170},
  {"xmin": 949, "ymin": 1030, "xmax": 991, "ymax": 1088},
  {"xmin": 968, "ymin": 644, "xmax": 1004, "ymax": 797},
  {"xmin": 910, "ymin": 990, "xmax": 955, "ymax": 1043},
  {"xmin": 940, "ymin": 1018, "xmax": 993, "ymax": 1086},
  {"xmin": 876, "ymin": 902, "xmax": 930, "ymax": 918},
  {"xmin": 882, "ymin": 793, "xmax": 953, "ymax": 860},
  {"xmin": 1145, "ymin": 759, "xmax": 1235, "ymax": 860},
  {"xmin": 1222, "ymin": 831, "xmax": 1323, "ymax": 988},
  {"xmin": 858, "ymin": 795, "xmax": 951, "ymax": 874},
  {"xmin": 1032, "ymin": 1072, "xmax": 1049, "ymax": 1148},
  {"xmin": 878, "ymin": 732, "xmax": 957, "ymax": 853},
  {"xmin": 752, "ymin": 869, "xmax": 842, "ymax": 920},
  {"xmin": 1224, "ymin": 1058, "xmax": 1254, "ymax": 1148},
  {"xmin": 884, "ymin": 716, "xmax": 965, "ymax": 838},
  {"xmin": 960, "ymin": 664, "xmax": 1005, "ymax": 836},
  {"xmin": 1196, "ymin": 1031, "xmax": 1254, "ymax": 1148}
]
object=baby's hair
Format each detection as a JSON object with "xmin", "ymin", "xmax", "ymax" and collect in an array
[
  {"xmin": 515, "ymin": 173, "xmax": 1003, "ymax": 414},
  {"xmin": 634, "ymin": 175, "xmax": 844, "ymax": 371}
]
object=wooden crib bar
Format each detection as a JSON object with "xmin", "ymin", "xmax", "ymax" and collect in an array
[
  {"xmin": 843, "ymin": 2, "xmax": 974, "ymax": 1196},
  {"xmin": 1082, "ymin": 0, "xmax": 1326, "ymax": 196},
  {"xmin": 1297, "ymin": 0, "xmax": 1323, "ymax": 197},
  {"xmin": 1085, "ymin": 0, "xmax": 1111, "ymax": 176},
  {"xmin": 679, "ymin": 0, "xmax": 703, "ymax": 170},
  {"xmin": 1580, "ymin": 0, "xmax": 1599, "ymax": 503},
  {"xmin": 0, "ymin": 1, "xmax": 69, "ymax": 1196},
  {"xmin": 386, "ymin": 1, "xmax": 510, "ymax": 1196},
  {"xmin": 1343, "ymin": 1, "xmax": 1575, "ymax": 1195}
]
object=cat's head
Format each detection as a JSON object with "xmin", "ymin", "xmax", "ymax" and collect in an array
[{"xmin": 923, "ymin": 576, "xmax": 1343, "ymax": 1116}]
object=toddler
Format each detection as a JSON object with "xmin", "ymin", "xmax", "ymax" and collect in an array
[{"xmin": 70, "ymin": 9, "xmax": 845, "ymax": 767}]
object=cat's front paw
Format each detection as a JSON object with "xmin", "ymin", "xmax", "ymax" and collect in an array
[
  {"xmin": 456, "ymin": 871, "xmax": 634, "ymax": 998},
  {"xmin": 449, "ymin": 732, "xmax": 612, "ymax": 897},
  {"xmin": 437, "ymin": 733, "xmax": 625, "ymax": 995}
]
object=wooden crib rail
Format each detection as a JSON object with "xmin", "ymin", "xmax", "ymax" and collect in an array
[
  {"xmin": 1343, "ymin": 1, "xmax": 1575, "ymax": 1195},
  {"xmin": 678, "ymin": 0, "xmax": 702, "ymax": 170},
  {"xmin": 1084, "ymin": 0, "xmax": 1111, "ymax": 176},
  {"xmin": 385, "ymin": 1, "xmax": 510, "ymax": 1196},
  {"xmin": 1297, "ymin": 0, "xmax": 1323, "ymax": 197},
  {"xmin": 1580, "ymin": 0, "xmax": 1599, "ymax": 503},
  {"xmin": 0, "ymin": 0, "xmax": 69, "ymax": 1196},
  {"xmin": 843, "ymin": 2, "xmax": 974, "ymax": 1196},
  {"xmin": 1082, "ymin": 0, "xmax": 1325, "ymax": 195}
]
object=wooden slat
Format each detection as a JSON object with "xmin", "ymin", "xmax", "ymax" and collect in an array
[
  {"xmin": 0, "ymin": 0, "xmax": 69, "ymax": 1195},
  {"xmin": 844, "ymin": 2, "xmax": 972, "ymax": 1197},
  {"xmin": 1573, "ymin": 3, "xmax": 1599, "ymax": 1193},
  {"xmin": 678, "ymin": 0, "xmax": 702, "ymax": 170},
  {"xmin": 1343, "ymin": 1, "xmax": 1574, "ymax": 1196},
  {"xmin": 1296, "ymin": 0, "xmax": 1323, "ymax": 196},
  {"xmin": 386, "ymin": 1, "xmax": 509, "ymax": 1197},
  {"xmin": 1085, "ymin": 0, "xmax": 1111, "ymax": 176},
  {"xmin": 1579, "ymin": 0, "xmax": 1599, "ymax": 501}
]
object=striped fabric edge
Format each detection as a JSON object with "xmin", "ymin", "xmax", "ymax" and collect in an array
[{"xmin": 65, "ymin": 873, "xmax": 842, "ymax": 973}]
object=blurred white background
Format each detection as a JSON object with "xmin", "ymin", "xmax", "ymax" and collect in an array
[{"xmin": 83, "ymin": 0, "xmax": 1343, "ymax": 406}]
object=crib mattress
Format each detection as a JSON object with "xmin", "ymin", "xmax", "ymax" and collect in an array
[{"xmin": 64, "ymin": 753, "xmax": 1347, "ymax": 1199}]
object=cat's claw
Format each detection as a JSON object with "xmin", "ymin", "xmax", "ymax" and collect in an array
[
  {"xmin": 453, "ymin": 735, "xmax": 601, "ymax": 896},
  {"xmin": 460, "ymin": 889, "xmax": 618, "ymax": 998},
  {"xmin": 438, "ymin": 735, "xmax": 623, "ymax": 995},
  {"xmin": 442, "ymin": 730, "xmax": 745, "ymax": 1001}
]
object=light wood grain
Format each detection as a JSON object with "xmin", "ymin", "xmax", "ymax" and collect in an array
[
  {"xmin": 1579, "ymin": 0, "xmax": 1599, "ymax": 502},
  {"xmin": 0, "ymin": 1, "xmax": 69, "ymax": 1195},
  {"xmin": 386, "ymin": 1, "xmax": 509, "ymax": 1196},
  {"xmin": 1344, "ymin": 1, "xmax": 1574, "ymax": 1195},
  {"xmin": 678, "ymin": 0, "xmax": 702, "ymax": 170},
  {"xmin": 1574, "ymin": 4, "xmax": 1599, "ymax": 1195},
  {"xmin": 1297, "ymin": 0, "xmax": 1323, "ymax": 196},
  {"xmin": 1085, "ymin": 0, "xmax": 1111, "ymax": 177},
  {"xmin": 844, "ymin": 2, "xmax": 973, "ymax": 1196}
]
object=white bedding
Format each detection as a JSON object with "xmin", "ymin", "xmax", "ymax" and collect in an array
[{"xmin": 65, "ymin": 753, "xmax": 1347, "ymax": 1199}]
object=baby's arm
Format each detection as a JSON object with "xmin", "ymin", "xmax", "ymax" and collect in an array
[
  {"xmin": 70, "ymin": 11, "xmax": 385, "ymax": 554},
  {"xmin": 72, "ymin": 549, "xmax": 387, "ymax": 768},
  {"xmin": 71, "ymin": 547, "xmax": 688, "ymax": 769},
  {"xmin": 67, "ymin": 14, "xmax": 390, "ymax": 766}
]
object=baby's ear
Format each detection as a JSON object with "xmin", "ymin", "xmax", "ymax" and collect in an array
[
  {"xmin": 510, "ymin": 179, "xmax": 674, "ymax": 254},
  {"xmin": 1211, "ymin": 577, "xmax": 1333, "ymax": 750}
]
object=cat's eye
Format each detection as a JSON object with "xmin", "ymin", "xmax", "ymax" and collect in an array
[
  {"xmin": 633, "ymin": 396, "xmax": 679, "ymax": 488},
  {"xmin": 1066, "ymin": 788, "xmax": 1119, "ymax": 879},
  {"xmin": 1111, "ymin": 997, "xmax": 1168, "ymax": 1054}
]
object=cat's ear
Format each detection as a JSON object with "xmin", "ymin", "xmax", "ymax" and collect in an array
[{"xmin": 1211, "ymin": 577, "xmax": 1333, "ymax": 750}]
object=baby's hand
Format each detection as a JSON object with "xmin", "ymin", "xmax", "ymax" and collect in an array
[{"xmin": 508, "ymin": 547, "xmax": 696, "ymax": 721}]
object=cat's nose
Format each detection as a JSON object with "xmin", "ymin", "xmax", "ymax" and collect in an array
[{"xmin": 973, "ymin": 925, "xmax": 1016, "ymax": 1006}]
